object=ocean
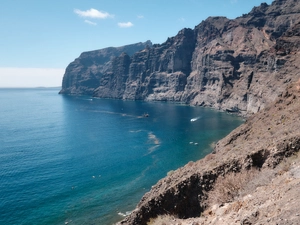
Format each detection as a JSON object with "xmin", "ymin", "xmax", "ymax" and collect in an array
[{"xmin": 0, "ymin": 88, "xmax": 243, "ymax": 225}]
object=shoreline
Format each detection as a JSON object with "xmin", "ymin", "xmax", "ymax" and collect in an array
[{"xmin": 117, "ymin": 81, "xmax": 300, "ymax": 224}]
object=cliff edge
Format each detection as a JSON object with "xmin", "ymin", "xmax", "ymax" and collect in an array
[
  {"xmin": 118, "ymin": 68, "xmax": 300, "ymax": 225},
  {"xmin": 59, "ymin": 0, "xmax": 300, "ymax": 224},
  {"xmin": 60, "ymin": 0, "xmax": 300, "ymax": 117},
  {"xmin": 115, "ymin": 0, "xmax": 300, "ymax": 224},
  {"xmin": 59, "ymin": 41, "xmax": 152, "ymax": 95}
]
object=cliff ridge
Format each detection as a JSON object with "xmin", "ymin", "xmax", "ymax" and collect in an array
[
  {"xmin": 58, "ymin": 0, "xmax": 300, "ymax": 224},
  {"xmin": 60, "ymin": 0, "xmax": 300, "ymax": 117}
]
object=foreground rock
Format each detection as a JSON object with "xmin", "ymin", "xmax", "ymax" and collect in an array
[
  {"xmin": 60, "ymin": 0, "xmax": 300, "ymax": 116},
  {"xmin": 117, "ymin": 77, "xmax": 300, "ymax": 225}
]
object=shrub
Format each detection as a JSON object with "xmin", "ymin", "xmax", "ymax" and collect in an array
[{"xmin": 206, "ymin": 169, "xmax": 257, "ymax": 206}]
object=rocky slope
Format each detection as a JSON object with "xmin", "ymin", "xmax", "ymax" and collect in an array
[
  {"xmin": 114, "ymin": 0, "xmax": 300, "ymax": 224},
  {"xmin": 117, "ymin": 68, "xmax": 300, "ymax": 225},
  {"xmin": 60, "ymin": 0, "xmax": 300, "ymax": 116}
]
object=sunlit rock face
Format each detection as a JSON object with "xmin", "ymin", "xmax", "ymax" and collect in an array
[{"xmin": 60, "ymin": 0, "xmax": 300, "ymax": 116}]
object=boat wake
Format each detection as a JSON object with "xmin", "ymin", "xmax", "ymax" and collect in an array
[
  {"xmin": 129, "ymin": 129, "xmax": 144, "ymax": 133},
  {"xmin": 148, "ymin": 145, "xmax": 160, "ymax": 154}
]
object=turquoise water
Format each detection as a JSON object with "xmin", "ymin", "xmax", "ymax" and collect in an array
[{"xmin": 0, "ymin": 88, "xmax": 242, "ymax": 225}]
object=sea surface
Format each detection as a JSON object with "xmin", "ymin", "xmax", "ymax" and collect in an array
[{"xmin": 0, "ymin": 88, "xmax": 243, "ymax": 225}]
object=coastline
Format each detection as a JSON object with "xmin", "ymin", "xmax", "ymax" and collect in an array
[
  {"xmin": 0, "ymin": 88, "xmax": 243, "ymax": 225},
  {"xmin": 118, "ymin": 81, "xmax": 300, "ymax": 224}
]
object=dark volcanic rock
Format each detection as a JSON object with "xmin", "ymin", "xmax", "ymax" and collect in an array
[
  {"xmin": 93, "ymin": 52, "xmax": 131, "ymax": 99},
  {"xmin": 183, "ymin": 0, "xmax": 300, "ymax": 115},
  {"xmin": 59, "ymin": 41, "xmax": 152, "ymax": 95},
  {"xmin": 60, "ymin": 0, "xmax": 300, "ymax": 116},
  {"xmin": 93, "ymin": 28, "xmax": 196, "ymax": 101}
]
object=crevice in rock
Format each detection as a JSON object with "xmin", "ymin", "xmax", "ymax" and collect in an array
[{"xmin": 250, "ymin": 149, "xmax": 270, "ymax": 168}]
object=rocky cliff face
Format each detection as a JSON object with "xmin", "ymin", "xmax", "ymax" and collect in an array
[
  {"xmin": 59, "ymin": 41, "xmax": 152, "ymax": 95},
  {"xmin": 93, "ymin": 28, "xmax": 196, "ymax": 101},
  {"xmin": 60, "ymin": 0, "xmax": 300, "ymax": 116},
  {"xmin": 114, "ymin": 1, "xmax": 300, "ymax": 223},
  {"xmin": 117, "ymin": 62, "xmax": 300, "ymax": 225},
  {"xmin": 188, "ymin": 0, "xmax": 300, "ymax": 115},
  {"xmin": 59, "ymin": 0, "xmax": 300, "ymax": 224}
]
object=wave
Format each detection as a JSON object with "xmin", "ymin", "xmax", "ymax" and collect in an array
[
  {"xmin": 118, "ymin": 211, "xmax": 132, "ymax": 217},
  {"xmin": 82, "ymin": 98, "xmax": 93, "ymax": 101},
  {"xmin": 148, "ymin": 132, "xmax": 160, "ymax": 145},
  {"xmin": 148, "ymin": 145, "xmax": 160, "ymax": 154},
  {"xmin": 86, "ymin": 110, "xmax": 148, "ymax": 120},
  {"xmin": 129, "ymin": 129, "xmax": 144, "ymax": 133}
]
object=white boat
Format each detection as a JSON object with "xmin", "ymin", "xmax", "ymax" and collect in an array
[{"xmin": 191, "ymin": 116, "xmax": 201, "ymax": 122}]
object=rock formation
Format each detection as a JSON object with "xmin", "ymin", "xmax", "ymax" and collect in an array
[
  {"xmin": 60, "ymin": 0, "xmax": 300, "ymax": 116},
  {"xmin": 59, "ymin": 0, "xmax": 300, "ymax": 224},
  {"xmin": 59, "ymin": 41, "xmax": 152, "ymax": 95},
  {"xmin": 114, "ymin": 0, "xmax": 300, "ymax": 224},
  {"xmin": 117, "ymin": 61, "xmax": 300, "ymax": 225}
]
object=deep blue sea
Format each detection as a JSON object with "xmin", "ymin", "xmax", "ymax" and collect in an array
[{"xmin": 0, "ymin": 88, "xmax": 243, "ymax": 225}]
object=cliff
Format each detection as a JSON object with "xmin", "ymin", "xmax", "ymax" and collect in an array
[
  {"xmin": 59, "ymin": 41, "xmax": 152, "ymax": 95},
  {"xmin": 59, "ymin": 0, "xmax": 300, "ymax": 224},
  {"xmin": 118, "ymin": 59, "xmax": 300, "ymax": 225},
  {"xmin": 114, "ymin": 0, "xmax": 300, "ymax": 224},
  {"xmin": 60, "ymin": 0, "xmax": 300, "ymax": 116}
]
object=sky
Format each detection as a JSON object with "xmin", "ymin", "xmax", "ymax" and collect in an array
[{"xmin": 0, "ymin": 0, "xmax": 273, "ymax": 87}]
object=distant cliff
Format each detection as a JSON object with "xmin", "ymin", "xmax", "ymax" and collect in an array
[
  {"xmin": 60, "ymin": 0, "xmax": 300, "ymax": 116},
  {"xmin": 59, "ymin": 41, "xmax": 152, "ymax": 95}
]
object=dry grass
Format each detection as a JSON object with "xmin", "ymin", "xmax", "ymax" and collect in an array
[
  {"xmin": 147, "ymin": 215, "xmax": 179, "ymax": 225},
  {"xmin": 206, "ymin": 169, "xmax": 258, "ymax": 206},
  {"xmin": 276, "ymin": 151, "xmax": 300, "ymax": 175},
  {"xmin": 206, "ymin": 151, "xmax": 300, "ymax": 207},
  {"xmin": 239, "ymin": 168, "xmax": 275, "ymax": 197}
]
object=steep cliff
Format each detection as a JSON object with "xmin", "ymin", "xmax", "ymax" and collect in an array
[
  {"xmin": 59, "ymin": 41, "xmax": 152, "ymax": 95},
  {"xmin": 114, "ymin": 1, "xmax": 300, "ymax": 223},
  {"xmin": 117, "ymin": 60, "xmax": 300, "ymax": 225},
  {"xmin": 59, "ymin": 0, "xmax": 300, "ymax": 224},
  {"xmin": 93, "ymin": 28, "xmax": 196, "ymax": 101},
  {"xmin": 186, "ymin": 0, "xmax": 300, "ymax": 115},
  {"xmin": 60, "ymin": 0, "xmax": 300, "ymax": 116}
]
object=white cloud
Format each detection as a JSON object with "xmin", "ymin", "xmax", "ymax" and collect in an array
[
  {"xmin": 0, "ymin": 68, "xmax": 64, "ymax": 87},
  {"xmin": 84, "ymin": 20, "xmax": 97, "ymax": 26},
  {"xmin": 178, "ymin": 17, "xmax": 185, "ymax": 22},
  {"xmin": 74, "ymin": 8, "xmax": 114, "ymax": 19},
  {"xmin": 137, "ymin": 15, "xmax": 144, "ymax": 19},
  {"xmin": 118, "ymin": 22, "xmax": 134, "ymax": 28}
]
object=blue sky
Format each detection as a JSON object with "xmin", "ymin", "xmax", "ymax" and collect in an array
[{"xmin": 0, "ymin": 0, "xmax": 273, "ymax": 87}]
